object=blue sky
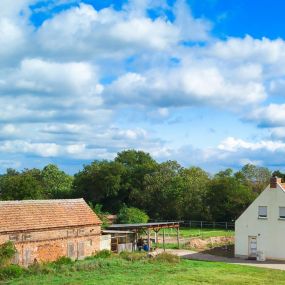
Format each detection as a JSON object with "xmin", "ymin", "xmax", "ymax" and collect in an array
[{"xmin": 1, "ymin": 0, "xmax": 285, "ymax": 174}]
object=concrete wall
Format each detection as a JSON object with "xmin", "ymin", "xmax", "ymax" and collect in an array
[
  {"xmin": 235, "ymin": 184, "xmax": 285, "ymax": 260},
  {"xmin": 0, "ymin": 225, "xmax": 101, "ymax": 266}
]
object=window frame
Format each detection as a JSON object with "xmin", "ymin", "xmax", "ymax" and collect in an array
[
  {"xmin": 258, "ymin": 206, "xmax": 267, "ymax": 219},
  {"xmin": 279, "ymin": 207, "xmax": 285, "ymax": 219}
]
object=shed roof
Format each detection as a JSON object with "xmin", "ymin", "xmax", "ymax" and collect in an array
[
  {"xmin": 0, "ymin": 198, "xmax": 101, "ymax": 233},
  {"xmin": 107, "ymin": 222, "xmax": 180, "ymax": 231}
]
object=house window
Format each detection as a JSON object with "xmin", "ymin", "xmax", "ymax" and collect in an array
[
  {"xmin": 279, "ymin": 207, "xmax": 285, "ymax": 219},
  {"xmin": 258, "ymin": 206, "xmax": 267, "ymax": 218}
]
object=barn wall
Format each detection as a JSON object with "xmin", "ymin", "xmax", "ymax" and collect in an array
[
  {"xmin": 235, "ymin": 184, "xmax": 285, "ymax": 260},
  {"xmin": 0, "ymin": 225, "xmax": 101, "ymax": 266}
]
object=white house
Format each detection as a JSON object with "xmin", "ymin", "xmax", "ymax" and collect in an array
[{"xmin": 235, "ymin": 176, "xmax": 285, "ymax": 260}]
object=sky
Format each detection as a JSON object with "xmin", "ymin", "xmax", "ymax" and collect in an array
[{"xmin": 1, "ymin": 0, "xmax": 285, "ymax": 174}]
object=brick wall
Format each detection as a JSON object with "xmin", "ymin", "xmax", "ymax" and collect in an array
[{"xmin": 0, "ymin": 225, "xmax": 101, "ymax": 266}]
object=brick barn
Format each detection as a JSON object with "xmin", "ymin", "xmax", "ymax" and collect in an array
[{"xmin": 0, "ymin": 199, "xmax": 102, "ymax": 266}]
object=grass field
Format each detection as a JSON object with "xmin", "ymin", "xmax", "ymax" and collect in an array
[
  {"xmin": 163, "ymin": 227, "xmax": 234, "ymax": 238},
  {"xmin": 5, "ymin": 253, "xmax": 285, "ymax": 285}
]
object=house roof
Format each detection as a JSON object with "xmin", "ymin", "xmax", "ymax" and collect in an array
[{"xmin": 0, "ymin": 198, "xmax": 102, "ymax": 233}]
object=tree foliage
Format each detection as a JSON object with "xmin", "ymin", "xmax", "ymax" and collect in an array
[
  {"xmin": 0, "ymin": 151, "xmax": 276, "ymax": 222},
  {"xmin": 117, "ymin": 206, "xmax": 149, "ymax": 224}
]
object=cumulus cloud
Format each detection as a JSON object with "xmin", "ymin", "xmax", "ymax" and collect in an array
[
  {"xmin": 2, "ymin": 0, "xmax": 285, "ymax": 172},
  {"xmin": 104, "ymin": 65, "xmax": 266, "ymax": 108},
  {"xmin": 246, "ymin": 104, "xmax": 285, "ymax": 127}
]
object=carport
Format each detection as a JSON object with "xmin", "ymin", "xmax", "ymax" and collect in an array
[{"xmin": 107, "ymin": 222, "xmax": 180, "ymax": 251}]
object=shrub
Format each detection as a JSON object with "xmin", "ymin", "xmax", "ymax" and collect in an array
[
  {"xmin": 117, "ymin": 207, "xmax": 149, "ymax": 224},
  {"xmin": 0, "ymin": 241, "xmax": 16, "ymax": 267},
  {"xmin": 0, "ymin": 265, "xmax": 25, "ymax": 280},
  {"xmin": 54, "ymin": 256, "xmax": 73, "ymax": 266},
  {"xmin": 153, "ymin": 253, "xmax": 180, "ymax": 263},
  {"xmin": 119, "ymin": 251, "xmax": 147, "ymax": 261},
  {"xmin": 93, "ymin": 250, "xmax": 112, "ymax": 259}
]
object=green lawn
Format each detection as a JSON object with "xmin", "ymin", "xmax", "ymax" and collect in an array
[
  {"xmin": 5, "ymin": 254, "xmax": 285, "ymax": 285},
  {"xmin": 163, "ymin": 227, "xmax": 234, "ymax": 238}
]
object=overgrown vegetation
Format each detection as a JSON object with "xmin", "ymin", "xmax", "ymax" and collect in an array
[
  {"xmin": 0, "ymin": 242, "xmax": 16, "ymax": 267},
  {"xmin": 0, "ymin": 150, "xmax": 274, "ymax": 221},
  {"xmin": 3, "ymin": 251, "xmax": 285, "ymax": 285}
]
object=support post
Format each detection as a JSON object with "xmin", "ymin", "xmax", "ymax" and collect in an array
[
  {"xmin": 147, "ymin": 228, "xmax": 150, "ymax": 252},
  {"xmin": 163, "ymin": 228, "xmax": 165, "ymax": 252},
  {"xmin": 177, "ymin": 227, "xmax": 180, "ymax": 249}
]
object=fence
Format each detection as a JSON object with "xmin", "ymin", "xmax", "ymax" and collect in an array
[{"xmin": 149, "ymin": 220, "xmax": 235, "ymax": 230}]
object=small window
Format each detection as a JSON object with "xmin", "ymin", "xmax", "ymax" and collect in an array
[
  {"xmin": 23, "ymin": 234, "xmax": 32, "ymax": 241},
  {"xmin": 258, "ymin": 206, "xmax": 267, "ymax": 218},
  {"xmin": 279, "ymin": 207, "xmax": 285, "ymax": 219},
  {"xmin": 9, "ymin": 234, "xmax": 19, "ymax": 241}
]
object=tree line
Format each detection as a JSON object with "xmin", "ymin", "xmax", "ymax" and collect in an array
[{"xmin": 0, "ymin": 150, "xmax": 279, "ymax": 222}]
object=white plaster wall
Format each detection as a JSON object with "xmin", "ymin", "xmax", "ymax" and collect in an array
[
  {"xmin": 100, "ymin": 235, "xmax": 111, "ymax": 251},
  {"xmin": 235, "ymin": 183, "xmax": 285, "ymax": 260}
]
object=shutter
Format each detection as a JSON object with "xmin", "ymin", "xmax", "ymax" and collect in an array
[
  {"xmin": 279, "ymin": 207, "xmax": 285, "ymax": 218},
  {"xmin": 78, "ymin": 241, "xmax": 85, "ymax": 259},
  {"xmin": 258, "ymin": 206, "xmax": 267, "ymax": 218},
  {"xmin": 67, "ymin": 243, "xmax": 75, "ymax": 259}
]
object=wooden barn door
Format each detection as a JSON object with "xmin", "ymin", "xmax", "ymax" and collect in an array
[{"xmin": 77, "ymin": 241, "xmax": 85, "ymax": 260}]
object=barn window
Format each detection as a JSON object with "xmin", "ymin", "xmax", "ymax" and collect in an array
[
  {"xmin": 23, "ymin": 234, "xmax": 32, "ymax": 241},
  {"xmin": 67, "ymin": 243, "xmax": 75, "ymax": 259},
  {"xmin": 258, "ymin": 206, "xmax": 267, "ymax": 218},
  {"xmin": 279, "ymin": 207, "xmax": 285, "ymax": 219},
  {"xmin": 9, "ymin": 234, "xmax": 19, "ymax": 241}
]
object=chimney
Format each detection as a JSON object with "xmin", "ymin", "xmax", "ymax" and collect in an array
[{"xmin": 270, "ymin": 176, "xmax": 282, "ymax": 188}]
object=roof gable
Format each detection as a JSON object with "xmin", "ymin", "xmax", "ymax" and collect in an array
[{"xmin": 0, "ymin": 199, "xmax": 101, "ymax": 233}]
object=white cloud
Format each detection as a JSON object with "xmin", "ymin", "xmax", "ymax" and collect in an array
[
  {"xmin": 247, "ymin": 104, "xmax": 285, "ymax": 127},
  {"xmin": 36, "ymin": 3, "xmax": 182, "ymax": 60},
  {"xmin": 2, "ymin": 0, "xmax": 285, "ymax": 173},
  {"xmin": 218, "ymin": 137, "xmax": 285, "ymax": 152},
  {"xmin": 105, "ymin": 65, "xmax": 266, "ymax": 108},
  {"xmin": 209, "ymin": 35, "xmax": 285, "ymax": 64}
]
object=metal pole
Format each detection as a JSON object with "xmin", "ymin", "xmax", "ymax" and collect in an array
[
  {"xmin": 163, "ymin": 228, "xmax": 165, "ymax": 252},
  {"xmin": 147, "ymin": 228, "xmax": 150, "ymax": 252},
  {"xmin": 177, "ymin": 227, "xmax": 180, "ymax": 249}
]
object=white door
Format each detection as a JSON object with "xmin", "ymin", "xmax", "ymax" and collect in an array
[{"xmin": 248, "ymin": 236, "xmax": 257, "ymax": 258}]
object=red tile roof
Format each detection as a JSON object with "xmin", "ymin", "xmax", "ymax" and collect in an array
[{"xmin": 0, "ymin": 199, "xmax": 101, "ymax": 233}]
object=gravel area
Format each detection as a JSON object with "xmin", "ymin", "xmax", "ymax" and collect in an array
[{"xmin": 157, "ymin": 249, "xmax": 285, "ymax": 271}]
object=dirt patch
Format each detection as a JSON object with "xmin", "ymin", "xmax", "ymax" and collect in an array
[
  {"xmin": 203, "ymin": 244, "xmax": 234, "ymax": 258},
  {"xmin": 184, "ymin": 236, "xmax": 234, "ymax": 251}
]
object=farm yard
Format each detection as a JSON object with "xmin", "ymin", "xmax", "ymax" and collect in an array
[{"xmin": 5, "ymin": 252, "xmax": 285, "ymax": 285}]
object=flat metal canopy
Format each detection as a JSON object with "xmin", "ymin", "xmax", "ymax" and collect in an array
[
  {"xmin": 102, "ymin": 230, "xmax": 135, "ymax": 234},
  {"xmin": 107, "ymin": 221, "xmax": 180, "ymax": 231}
]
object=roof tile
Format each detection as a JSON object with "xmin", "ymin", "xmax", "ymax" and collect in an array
[{"xmin": 0, "ymin": 199, "xmax": 101, "ymax": 233}]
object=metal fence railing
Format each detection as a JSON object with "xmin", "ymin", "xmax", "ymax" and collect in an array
[{"xmin": 149, "ymin": 220, "xmax": 235, "ymax": 230}]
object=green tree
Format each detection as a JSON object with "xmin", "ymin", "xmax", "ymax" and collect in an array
[
  {"xmin": 180, "ymin": 167, "xmax": 210, "ymax": 220},
  {"xmin": 143, "ymin": 161, "xmax": 185, "ymax": 220},
  {"xmin": 117, "ymin": 206, "xmax": 149, "ymax": 224},
  {"xmin": 0, "ymin": 168, "xmax": 44, "ymax": 200},
  {"xmin": 73, "ymin": 160, "xmax": 125, "ymax": 211},
  {"xmin": 207, "ymin": 174, "xmax": 256, "ymax": 221},
  {"xmin": 235, "ymin": 164, "xmax": 271, "ymax": 193},
  {"xmin": 41, "ymin": 164, "xmax": 73, "ymax": 198},
  {"xmin": 114, "ymin": 150, "xmax": 158, "ymax": 207}
]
